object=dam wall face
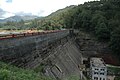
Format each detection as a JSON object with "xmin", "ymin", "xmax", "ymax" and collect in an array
[
  {"xmin": 44, "ymin": 39, "xmax": 82, "ymax": 79},
  {"xmin": 0, "ymin": 30, "xmax": 69, "ymax": 68},
  {"xmin": 0, "ymin": 30, "xmax": 83, "ymax": 79}
]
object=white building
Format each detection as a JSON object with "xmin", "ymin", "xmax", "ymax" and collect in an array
[{"xmin": 90, "ymin": 58, "xmax": 107, "ymax": 80}]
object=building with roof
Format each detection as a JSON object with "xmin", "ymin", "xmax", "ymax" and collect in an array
[{"xmin": 90, "ymin": 58, "xmax": 107, "ymax": 80}]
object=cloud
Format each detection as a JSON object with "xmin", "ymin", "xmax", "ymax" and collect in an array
[
  {"xmin": 0, "ymin": 8, "xmax": 6, "ymax": 18},
  {"xmin": 0, "ymin": 0, "xmax": 96, "ymax": 18},
  {"xmin": 15, "ymin": 10, "xmax": 45, "ymax": 16},
  {"xmin": 0, "ymin": 8, "xmax": 5, "ymax": 15},
  {"xmin": 0, "ymin": 8, "xmax": 15, "ymax": 19},
  {"xmin": 6, "ymin": 0, "xmax": 12, "ymax": 3},
  {"xmin": 15, "ymin": 12, "xmax": 33, "ymax": 16}
]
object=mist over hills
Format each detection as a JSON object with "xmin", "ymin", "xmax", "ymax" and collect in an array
[{"xmin": 0, "ymin": 15, "xmax": 39, "ymax": 23}]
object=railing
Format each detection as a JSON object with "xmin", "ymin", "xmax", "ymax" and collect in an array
[{"xmin": 0, "ymin": 30, "xmax": 67, "ymax": 40}]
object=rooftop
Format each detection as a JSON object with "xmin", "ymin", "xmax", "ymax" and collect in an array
[{"xmin": 90, "ymin": 57, "xmax": 106, "ymax": 67}]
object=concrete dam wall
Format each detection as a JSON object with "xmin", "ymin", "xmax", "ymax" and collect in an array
[
  {"xmin": 0, "ymin": 30, "xmax": 69, "ymax": 68},
  {"xmin": 0, "ymin": 30, "xmax": 83, "ymax": 79},
  {"xmin": 44, "ymin": 38, "xmax": 82, "ymax": 79}
]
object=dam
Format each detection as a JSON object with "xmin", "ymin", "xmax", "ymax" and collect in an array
[{"xmin": 0, "ymin": 30, "xmax": 83, "ymax": 79}]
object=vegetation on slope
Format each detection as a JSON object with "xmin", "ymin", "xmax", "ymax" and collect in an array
[
  {"xmin": 63, "ymin": 75, "xmax": 80, "ymax": 80},
  {"xmin": 0, "ymin": 61, "xmax": 53, "ymax": 80},
  {"xmin": 0, "ymin": 61, "xmax": 85, "ymax": 80},
  {"xmin": 63, "ymin": 0, "xmax": 120, "ymax": 61},
  {"xmin": 107, "ymin": 65, "xmax": 120, "ymax": 80}
]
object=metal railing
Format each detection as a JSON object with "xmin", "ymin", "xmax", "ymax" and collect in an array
[{"xmin": 0, "ymin": 30, "xmax": 68, "ymax": 40}]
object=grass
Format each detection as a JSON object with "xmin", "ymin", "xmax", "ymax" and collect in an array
[
  {"xmin": 115, "ymin": 76, "xmax": 120, "ymax": 80},
  {"xmin": 63, "ymin": 75, "xmax": 80, "ymax": 80},
  {"xmin": 0, "ymin": 61, "xmax": 54, "ymax": 80},
  {"xmin": 34, "ymin": 63, "xmax": 46, "ymax": 73},
  {"xmin": 107, "ymin": 66, "xmax": 120, "ymax": 74},
  {"xmin": 107, "ymin": 65, "xmax": 120, "ymax": 80}
]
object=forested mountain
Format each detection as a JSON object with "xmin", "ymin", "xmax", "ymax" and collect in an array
[{"xmin": 63, "ymin": 0, "xmax": 120, "ymax": 60}]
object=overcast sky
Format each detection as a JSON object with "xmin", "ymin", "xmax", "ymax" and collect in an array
[{"xmin": 0, "ymin": 0, "xmax": 95, "ymax": 19}]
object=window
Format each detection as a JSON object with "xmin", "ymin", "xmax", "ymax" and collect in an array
[
  {"xmin": 101, "ymin": 69, "xmax": 104, "ymax": 71},
  {"xmin": 94, "ymin": 77, "xmax": 98, "ymax": 80},
  {"xmin": 95, "ymin": 68, "xmax": 99, "ymax": 70},
  {"xmin": 100, "ymin": 73, "xmax": 104, "ymax": 75},
  {"xmin": 103, "ymin": 78, "xmax": 105, "ymax": 80},
  {"xmin": 94, "ymin": 72, "xmax": 98, "ymax": 75}
]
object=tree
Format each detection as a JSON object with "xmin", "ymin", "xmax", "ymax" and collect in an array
[
  {"xmin": 17, "ymin": 20, "xmax": 25, "ymax": 29},
  {"xmin": 63, "ymin": 7, "xmax": 78, "ymax": 29},
  {"xmin": 95, "ymin": 22, "xmax": 110, "ymax": 41},
  {"xmin": 80, "ymin": 10, "xmax": 92, "ymax": 30},
  {"xmin": 108, "ymin": 19, "xmax": 119, "ymax": 32},
  {"xmin": 0, "ymin": 23, "xmax": 3, "ymax": 28},
  {"xmin": 110, "ymin": 26, "xmax": 120, "ymax": 56},
  {"xmin": 31, "ymin": 19, "xmax": 38, "ymax": 28},
  {"xmin": 90, "ymin": 13, "xmax": 105, "ymax": 32}
]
